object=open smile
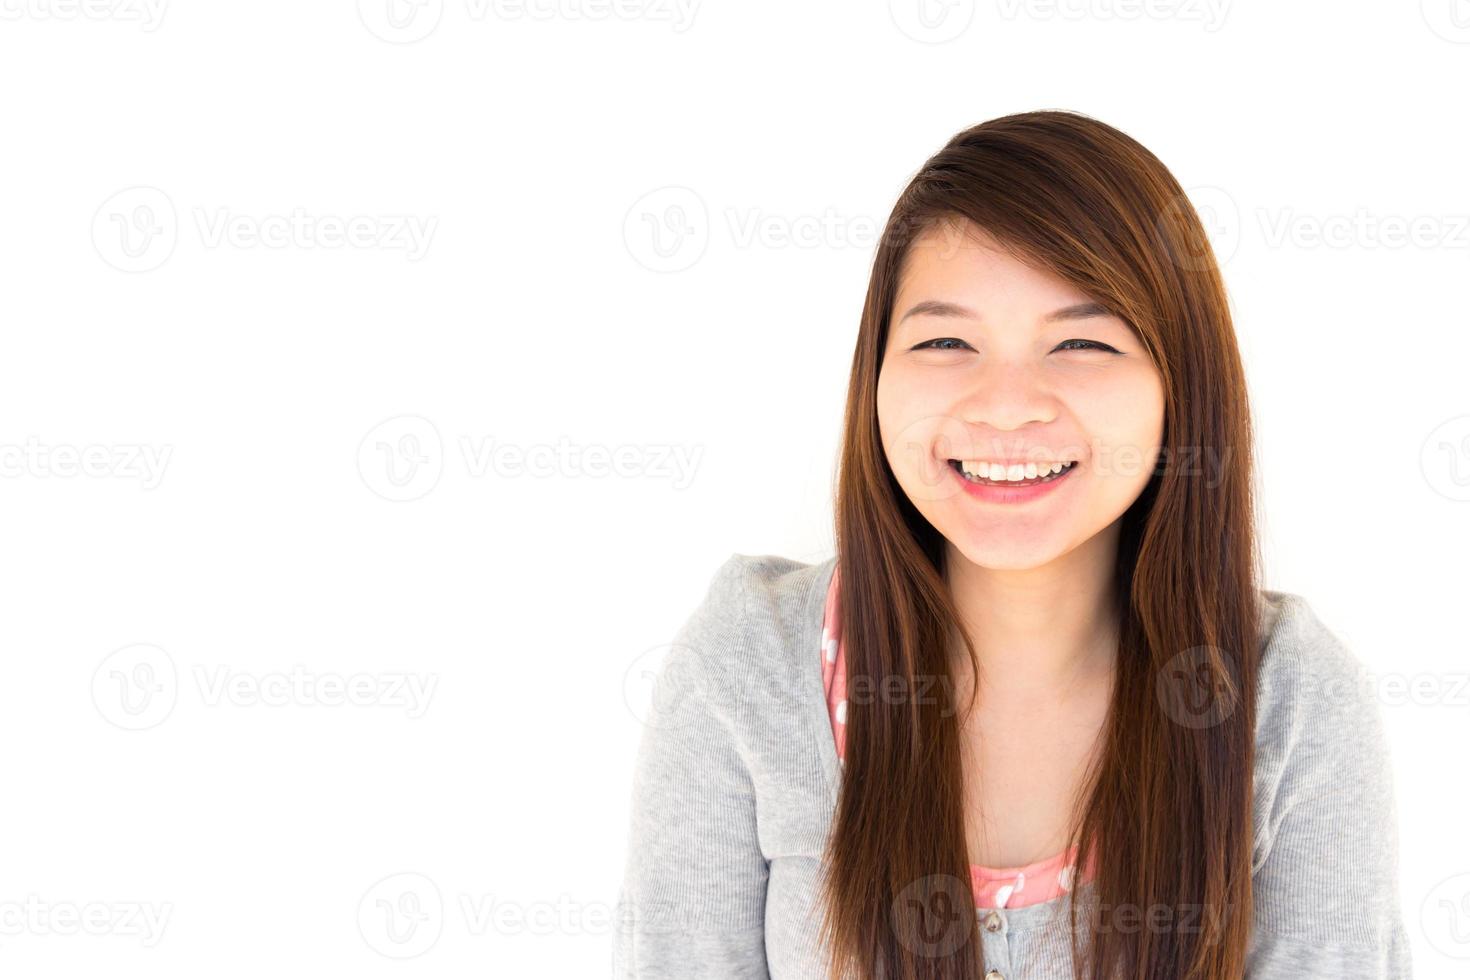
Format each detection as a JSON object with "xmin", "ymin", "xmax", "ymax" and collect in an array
[{"xmin": 945, "ymin": 458, "xmax": 1080, "ymax": 503}]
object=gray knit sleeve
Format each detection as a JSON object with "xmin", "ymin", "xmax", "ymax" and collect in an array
[
  {"xmin": 1246, "ymin": 593, "xmax": 1413, "ymax": 978},
  {"xmin": 613, "ymin": 556, "xmax": 772, "ymax": 979}
]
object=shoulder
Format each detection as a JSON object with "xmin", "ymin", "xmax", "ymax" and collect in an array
[
  {"xmin": 1246, "ymin": 601, "xmax": 1412, "ymax": 967},
  {"xmin": 662, "ymin": 552, "xmax": 835, "ymax": 722},
  {"xmin": 1253, "ymin": 588, "xmax": 1382, "ymax": 749},
  {"xmin": 1256, "ymin": 588, "xmax": 1368, "ymax": 686},
  {"xmin": 1250, "ymin": 588, "xmax": 1398, "ymax": 869},
  {"xmin": 1253, "ymin": 589, "xmax": 1377, "ymax": 733},
  {"xmin": 674, "ymin": 552, "xmax": 832, "ymax": 649}
]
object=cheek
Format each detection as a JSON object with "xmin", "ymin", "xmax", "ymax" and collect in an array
[
  {"xmin": 875, "ymin": 364, "xmax": 895, "ymax": 438},
  {"xmin": 876, "ymin": 363, "xmax": 958, "ymax": 489},
  {"xmin": 876, "ymin": 361, "xmax": 926, "ymax": 445},
  {"xmin": 1073, "ymin": 370, "xmax": 1166, "ymax": 483},
  {"xmin": 1129, "ymin": 371, "xmax": 1167, "ymax": 448},
  {"xmin": 878, "ymin": 358, "xmax": 955, "ymax": 421}
]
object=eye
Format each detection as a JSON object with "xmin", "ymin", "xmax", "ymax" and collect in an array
[
  {"xmin": 1054, "ymin": 339, "xmax": 1119, "ymax": 353},
  {"xmin": 911, "ymin": 337, "xmax": 972, "ymax": 352}
]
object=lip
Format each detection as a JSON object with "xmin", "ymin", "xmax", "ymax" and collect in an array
[{"xmin": 948, "ymin": 458, "xmax": 1079, "ymax": 504}]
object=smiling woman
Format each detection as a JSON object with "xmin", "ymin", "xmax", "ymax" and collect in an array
[
  {"xmin": 878, "ymin": 221, "xmax": 1165, "ymax": 567},
  {"xmin": 614, "ymin": 110, "xmax": 1412, "ymax": 980}
]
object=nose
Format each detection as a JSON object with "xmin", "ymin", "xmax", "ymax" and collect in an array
[{"xmin": 954, "ymin": 356, "xmax": 1059, "ymax": 434}]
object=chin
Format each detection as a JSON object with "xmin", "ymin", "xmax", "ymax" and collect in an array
[{"xmin": 945, "ymin": 535, "xmax": 1068, "ymax": 573}]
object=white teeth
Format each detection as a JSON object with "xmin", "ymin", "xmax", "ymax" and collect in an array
[{"xmin": 956, "ymin": 459, "xmax": 1073, "ymax": 482}]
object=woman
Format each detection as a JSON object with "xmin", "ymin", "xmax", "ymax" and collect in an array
[{"xmin": 614, "ymin": 110, "xmax": 1411, "ymax": 979}]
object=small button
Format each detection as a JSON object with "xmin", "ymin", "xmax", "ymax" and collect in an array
[
  {"xmin": 984, "ymin": 971, "xmax": 1004, "ymax": 980},
  {"xmin": 983, "ymin": 910, "xmax": 1002, "ymax": 932}
]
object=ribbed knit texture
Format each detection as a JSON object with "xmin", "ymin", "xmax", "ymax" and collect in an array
[{"xmin": 613, "ymin": 553, "xmax": 1413, "ymax": 979}]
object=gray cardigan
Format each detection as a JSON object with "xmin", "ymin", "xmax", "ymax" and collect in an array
[{"xmin": 613, "ymin": 553, "xmax": 1412, "ymax": 978}]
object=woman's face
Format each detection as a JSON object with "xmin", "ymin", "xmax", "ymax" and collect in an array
[{"xmin": 876, "ymin": 218, "xmax": 1166, "ymax": 572}]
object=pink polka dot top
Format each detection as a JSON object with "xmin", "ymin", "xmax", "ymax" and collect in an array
[{"xmin": 820, "ymin": 564, "xmax": 1097, "ymax": 910}]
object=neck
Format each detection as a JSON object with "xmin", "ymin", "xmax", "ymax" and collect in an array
[{"xmin": 943, "ymin": 522, "xmax": 1122, "ymax": 720}]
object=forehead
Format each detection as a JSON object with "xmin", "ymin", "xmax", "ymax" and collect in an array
[{"xmin": 896, "ymin": 220, "xmax": 1083, "ymax": 310}]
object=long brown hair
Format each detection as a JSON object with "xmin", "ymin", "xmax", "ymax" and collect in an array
[{"xmin": 816, "ymin": 110, "xmax": 1263, "ymax": 979}]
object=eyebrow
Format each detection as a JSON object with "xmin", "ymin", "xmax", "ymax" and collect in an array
[{"xmin": 895, "ymin": 299, "xmax": 1114, "ymax": 324}]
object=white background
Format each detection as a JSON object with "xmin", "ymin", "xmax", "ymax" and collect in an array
[{"xmin": 2, "ymin": 1, "xmax": 1468, "ymax": 977}]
